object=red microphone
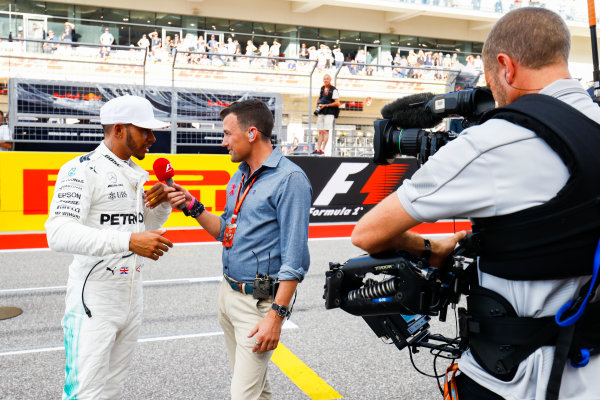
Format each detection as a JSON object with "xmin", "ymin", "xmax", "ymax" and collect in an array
[
  {"xmin": 153, "ymin": 158, "xmax": 175, "ymax": 187},
  {"xmin": 153, "ymin": 158, "xmax": 185, "ymax": 210}
]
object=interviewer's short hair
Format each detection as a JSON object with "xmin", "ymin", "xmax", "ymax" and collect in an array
[
  {"xmin": 219, "ymin": 99, "xmax": 274, "ymax": 140},
  {"xmin": 482, "ymin": 7, "xmax": 570, "ymax": 72}
]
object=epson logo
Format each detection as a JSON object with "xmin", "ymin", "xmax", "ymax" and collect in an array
[
  {"xmin": 100, "ymin": 213, "xmax": 144, "ymax": 225},
  {"xmin": 58, "ymin": 192, "xmax": 82, "ymax": 199}
]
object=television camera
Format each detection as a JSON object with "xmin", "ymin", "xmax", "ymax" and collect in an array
[
  {"xmin": 323, "ymin": 87, "xmax": 495, "ymax": 386},
  {"xmin": 324, "ymin": 234, "xmax": 478, "ymax": 359},
  {"xmin": 373, "ymin": 87, "xmax": 495, "ymax": 165}
]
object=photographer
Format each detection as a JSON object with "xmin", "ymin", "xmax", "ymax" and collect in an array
[
  {"xmin": 352, "ymin": 8, "xmax": 600, "ymax": 400},
  {"xmin": 313, "ymin": 74, "xmax": 340, "ymax": 155}
]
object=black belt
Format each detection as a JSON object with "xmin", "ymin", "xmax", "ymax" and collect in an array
[{"xmin": 223, "ymin": 274, "xmax": 253, "ymax": 295}]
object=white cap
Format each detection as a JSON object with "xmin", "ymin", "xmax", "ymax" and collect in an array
[{"xmin": 100, "ymin": 95, "xmax": 169, "ymax": 130}]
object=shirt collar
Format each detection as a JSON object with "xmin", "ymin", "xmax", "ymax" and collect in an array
[
  {"xmin": 539, "ymin": 78, "xmax": 587, "ymax": 98},
  {"xmin": 239, "ymin": 147, "xmax": 282, "ymax": 175}
]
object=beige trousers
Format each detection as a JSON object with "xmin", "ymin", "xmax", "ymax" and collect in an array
[{"xmin": 218, "ymin": 279, "xmax": 274, "ymax": 400}]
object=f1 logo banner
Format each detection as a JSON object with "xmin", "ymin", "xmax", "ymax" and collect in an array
[{"xmin": 289, "ymin": 157, "xmax": 419, "ymax": 223}]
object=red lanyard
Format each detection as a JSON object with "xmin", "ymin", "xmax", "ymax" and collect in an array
[{"xmin": 230, "ymin": 174, "xmax": 258, "ymax": 224}]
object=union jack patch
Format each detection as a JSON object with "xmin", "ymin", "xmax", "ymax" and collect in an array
[{"xmin": 120, "ymin": 267, "xmax": 129, "ymax": 274}]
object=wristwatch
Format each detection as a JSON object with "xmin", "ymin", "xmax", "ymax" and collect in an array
[{"xmin": 271, "ymin": 303, "xmax": 291, "ymax": 318}]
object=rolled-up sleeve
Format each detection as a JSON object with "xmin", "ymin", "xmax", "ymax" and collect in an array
[{"xmin": 276, "ymin": 171, "xmax": 312, "ymax": 281}]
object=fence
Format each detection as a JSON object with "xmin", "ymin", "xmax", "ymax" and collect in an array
[{"xmin": 0, "ymin": 38, "xmax": 477, "ymax": 156}]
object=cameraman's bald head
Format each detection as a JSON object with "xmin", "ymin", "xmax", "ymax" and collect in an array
[{"xmin": 482, "ymin": 8, "xmax": 570, "ymax": 73}]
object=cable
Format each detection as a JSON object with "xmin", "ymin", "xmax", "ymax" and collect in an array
[
  {"xmin": 408, "ymin": 346, "xmax": 446, "ymax": 379},
  {"xmin": 81, "ymin": 260, "xmax": 103, "ymax": 318}
]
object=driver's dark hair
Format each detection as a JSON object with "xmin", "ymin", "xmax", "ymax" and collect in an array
[{"xmin": 219, "ymin": 99, "xmax": 274, "ymax": 140}]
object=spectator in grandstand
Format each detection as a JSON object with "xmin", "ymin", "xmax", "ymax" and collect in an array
[
  {"xmin": 207, "ymin": 35, "xmax": 218, "ymax": 53},
  {"xmin": 270, "ymin": 39, "xmax": 281, "ymax": 58},
  {"xmin": 183, "ymin": 33, "xmax": 197, "ymax": 52},
  {"xmin": 170, "ymin": 34, "xmax": 180, "ymax": 57},
  {"xmin": 245, "ymin": 39, "xmax": 257, "ymax": 56},
  {"xmin": 333, "ymin": 47, "xmax": 345, "ymax": 68},
  {"xmin": 99, "ymin": 28, "xmax": 115, "ymax": 58},
  {"xmin": 61, "ymin": 22, "xmax": 75, "ymax": 43},
  {"xmin": 43, "ymin": 30, "xmax": 59, "ymax": 54},
  {"xmin": 394, "ymin": 55, "xmax": 408, "ymax": 78},
  {"xmin": 308, "ymin": 45, "xmax": 318, "ymax": 63},
  {"xmin": 149, "ymin": 31, "xmax": 161, "ymax": 52},
  {"xmin": 299, "ymin": 42, "xmax": 308, "ymax": 59},
  {"xmin": 45, "ymin": 95, "xmax": 173, "ymax": 400},
  {"xmin": 234, "ymin": 39, "xmax": 241, "ymax": 56},
  {"xmin": 197, "ymin": 35, "xmax": 207, "ymax": 52},
  {"xmin": 287, "ymin": 48, "xmax": 298, "ymax": 70},
  {"xmin": 137, "ymin": 34, "xmax": 150, "ymax": 49},
  {"xmin": 314, "ymin": 74, "xmax": 340, "ymax": 155},
  {"xmin": 393, "ymin": 51, "xmax": 402, "ymax": 66},
  {"xmin": 166, "ymin": 99, "xmax": 311, "ymax": 400},
  {"xmin": 355, "ymin": 49, "xmax": 366, "ymax": 72},
  {"xmin": 316, "ymin": 44, "xmax": 329, "ymax": 71},
  {"xmin": 269, "ymin": 39, "xmax": 281, "ymax": 68},
  {"xmin": 30, "ymin": 22, "xmax": 44, "ymax": 53},
  {"xmin": 407, "ymin": 50, "xmax": 417, "ymax": 78},
  {"xmin": 0, "ymin": 110, "xmax": 12, "ymax": 151},
  {"xmin": 473, "ymin": 54, "xmax": 484, "ymax": 71},
  {"xmin": 226, "ymin": 37, "xmax": 237, "ymax": 62}
]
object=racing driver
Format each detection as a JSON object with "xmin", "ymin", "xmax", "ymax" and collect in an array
[{"xmin": 45, "ymin": 95, "xmax": 173, "ymax": 399}]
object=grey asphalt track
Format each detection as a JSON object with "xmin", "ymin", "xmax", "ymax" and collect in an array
[{"xmin": 0, "ymin": 238, "xmax": 458, "ymax": 399}]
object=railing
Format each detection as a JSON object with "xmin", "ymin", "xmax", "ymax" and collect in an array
[{"xmin": 0, "ymin": 38, "xmax": 479, "ymax": 156}]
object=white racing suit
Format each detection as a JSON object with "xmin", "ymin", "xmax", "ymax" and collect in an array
[{"xmin": 45, "ymin": 142, "xmax": 171, "ymax": 400}]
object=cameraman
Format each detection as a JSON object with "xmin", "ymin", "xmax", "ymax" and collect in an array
[
  {"xmin": 352, "ymin": 8, "xmax": 600, "ymax": 400},
  {"xmin": 313, "ymin": 74, "xmax": 340, "ymax": 155}
]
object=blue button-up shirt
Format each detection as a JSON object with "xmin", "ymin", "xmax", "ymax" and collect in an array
[{"xmin": 218, "ymin": 148, "xmax": 312, "ymax": 283}]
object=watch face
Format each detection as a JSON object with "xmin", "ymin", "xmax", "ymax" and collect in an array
[{"xmin": 273, "ymin": 303, "xmax": 289, "ymax": 317}]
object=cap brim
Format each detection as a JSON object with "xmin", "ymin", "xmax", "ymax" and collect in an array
[{"xmin": 132, "ymin": 119, "xmax": 170, "ymax": 130}]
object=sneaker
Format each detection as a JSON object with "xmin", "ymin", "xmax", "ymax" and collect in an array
[
  {"xmin": 318, "ymin": 150, "xmax": 325, "ymax": 155},
  {"xmin": 312, "ymin": 150, "xmax": 320, "ymax": 154}
]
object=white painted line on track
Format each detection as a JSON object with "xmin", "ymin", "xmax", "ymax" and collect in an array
[
  {"xmin": 0, "ymin": 276, "xmax": 224, "ymax": 295},
  {"xmin": 0, "ymin": 321, "xmax": 299, "ymax": 357}
]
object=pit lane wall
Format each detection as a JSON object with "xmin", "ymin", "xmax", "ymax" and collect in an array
[{"xmin": 0, "ymin": 152, "xmax": 471, "ymax": 250}]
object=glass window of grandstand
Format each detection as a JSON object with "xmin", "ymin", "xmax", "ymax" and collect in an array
[
  {"xmin": 275, "ymin": 24, "xmax": 297, "ymax": 57},
  {"xmin": 0, "ymin": 1, "xmax": 17, "ymax": 38},
  {"xmin": 361, "ymin": 32, "xmax": 380, "ymax": 63},
  {"xmin": 45, "ymin": 2, "xmax": 70, "ymax": 18},
  {"xmin": 340, "ymin": 30, "xmax": 361, "ymax": 61},
  {"xmin": 14, "ymin": 0, "xmax": 45, "ymax": 14},
  {"xmin": 206, "ymin": 17, "xmax": 229, "ymax": 33},
  {"xmin": 253, "ymin": 22, "xmax": 275, "ymax": 36},
  {"xmin": 130, "ymin": 11, "xmax": 155, "ymax": 26},
  {"xmin": 74, "ymin": 6, "xmax": 102, "ymax": 45},
  {"xmin": 181, "ymin": 16, "xmax": 202, "ymax": 50},
  {"xmin": 381, "ymin": 33, "xmax": 399, "ymax": 55},
  {"xmin": 397, "ymin": 36, "xmax": 418, "ymax": 57},
  {"xmin": 156, "ymin": 13, "xmax": 181, "ymax": 27},
  {"xmin": 298, "ymin": 26, "xmax": 319, "ymax": 40}
]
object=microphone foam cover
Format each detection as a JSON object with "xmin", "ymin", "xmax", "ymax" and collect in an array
[
  {"xmin": 381, "ymin": 92, "xmax": 442, "ymax": 129},
  {"xmin": 153, "ymin": 158, "xmax": 175, "ymax": 181}
]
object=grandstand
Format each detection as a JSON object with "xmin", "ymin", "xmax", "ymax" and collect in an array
[{"xmin": 0, "ymin": 0, "xmax": 596, "ymax": 155}]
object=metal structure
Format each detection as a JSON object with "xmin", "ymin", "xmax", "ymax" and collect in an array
[
  {"xmin": 1, "ymin": 41, "xmax": 467, "ymax": 155},
  {"xmin": 8, "ymin": 78, "xmax": 283, "ymax": 154}
]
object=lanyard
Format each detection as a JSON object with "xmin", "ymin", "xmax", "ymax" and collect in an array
[{"xmin": 230, "ymin": 173, "xmax": 258, "ymax": 224}]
